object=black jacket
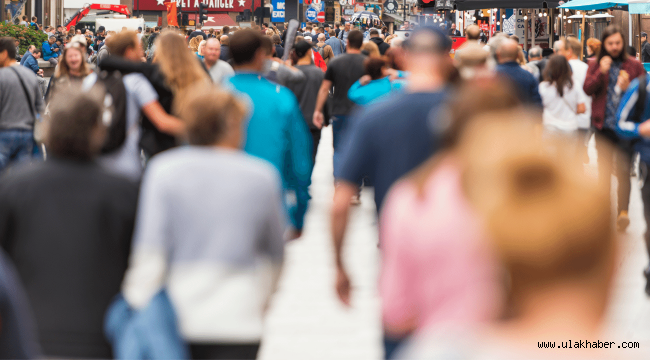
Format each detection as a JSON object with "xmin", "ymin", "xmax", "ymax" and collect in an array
[
  {"xmin": 99, "ymin": 56, "xmax": 178, "ymax": 156},
  {"xmin": 369, "ymin": 37, "xmax": 390, "ymax": 55},
  {"xmin": 0, "ymin": 159, "xmax": 138, "ymax": 359},
  {"xmin": 642, "ymin": 41, "xmax": 650, "ymax": 63}
]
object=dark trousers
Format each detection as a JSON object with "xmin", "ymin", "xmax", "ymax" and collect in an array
[
  {"xmin": 189, "ymin": 343, "xmax": 260, "ymax": 360},
  {"xmin": 311, "ymin": 128, "xmax": 321, "ymax": 165},
  {"xmin": 596, "ymin": 128, "xmax": 634, "ymax": 214}
]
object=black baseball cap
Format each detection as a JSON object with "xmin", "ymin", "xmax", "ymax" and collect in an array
[
  {"xmin": 294, "ymin": 40, "xmax": 312, "ymax": 58},
  {"xmin": 97, "ymin": 26, "xmax": 105, "ymax": 32}
]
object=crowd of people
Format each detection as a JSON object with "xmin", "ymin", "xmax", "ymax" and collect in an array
[{"xmin": 0, "ymin": 15, "xmax": 648, "ymax": 360}]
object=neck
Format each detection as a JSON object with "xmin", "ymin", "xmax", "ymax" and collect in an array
[
  {"xmin": 69, "ymin": 69, "xmax": 81, "ymax": 77},
  {"xmin": 297, "ymin": 57, "xmax": 312, "ymax": 65},
  {"xmin": 214, "ymin": 139, "xmax": 239, "ymax": 150},
  {"xmin": 504, "ymin": 282, "xmax": 607, "ymax": 340},
  {"xmin": 1, "ymin": 59, "xmax": 14, "ymax": 68},
  {"xmin": 346, "ymin": 48, "xmax": 361, "ymax": 54},
  {"xmin": 234, "ymin": 63, "xmax": 261, "ymax": 72}
]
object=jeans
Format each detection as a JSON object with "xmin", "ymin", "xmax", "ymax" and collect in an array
[
  {"xmin": 0, "ymin": 129, "xmax": 35, "ymax": 173},
  {"xmin": 331, "ymin": 115, "xmax": 349, "ymax": 174}
]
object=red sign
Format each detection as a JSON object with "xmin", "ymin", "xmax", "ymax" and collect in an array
[
  {"xmin": 317, "ymin": 12, "xmax": 325, "ymax": 22},
  {"xmin": 449, "ymin": 36, "xmax": 466, "ymax": 58},
  {"xmin": 165, "ymin": 2, "xmax": 178, "ymax": 26},
  {"xmin": 136, "ymin": 0, "xmax": 260, "ymax": 12}
]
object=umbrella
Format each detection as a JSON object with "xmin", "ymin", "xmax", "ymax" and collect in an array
[
  {"xmin": 349, "ymin": 11, "xmax": 385, "ymax": 28},
  {"xmin": 558, "ymin": 0, "xmax": 630, "ymax": 10}
]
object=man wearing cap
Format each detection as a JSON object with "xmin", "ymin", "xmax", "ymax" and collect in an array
[
  {"xmin": 328, "ymin": 31, "xmax": 454, "ymax": 355},
  {"xmin": 641, "ymin": 32, "xmax": 650, "ymax": 63}
]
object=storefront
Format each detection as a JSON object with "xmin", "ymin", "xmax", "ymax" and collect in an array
[{"xmin": 134, "ymin": 0, "xmax": 261, "ymax": 27}]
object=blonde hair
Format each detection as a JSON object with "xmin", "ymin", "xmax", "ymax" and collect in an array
[
  {"xmin": 198, "ymin": 40, "xmax": 207, "ymax": 55},
  {"xmin": 189, "ymin": 35, "xmax": 203, "ymax": 52},
  {"xmin": 385, "ymin": 34, "xmax": 396, "ymax": 44},
  {"xmin": 55, "ymin": 44, "xmax": 91, "ymax": 79},
  {"xmin": 154, "ymin": 31, "xmax": 209, "ymax": 105},
  {"xmin": 265, "ymin": 29, "xmax": 274, "ymax": 36},
  {"xmin": 361, "ymin": 41, "xmax": 380, "ymax": 58}
]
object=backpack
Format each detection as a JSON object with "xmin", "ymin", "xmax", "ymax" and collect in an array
[
  {"xmin": 314, "ymin": 44, "xmax": 326, "ymax": 59},
  {"xmin": 93, "ymin": 70, "xmax": 128, "ymax": 154}
]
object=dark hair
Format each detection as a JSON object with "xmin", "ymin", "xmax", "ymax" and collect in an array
[
  {"xmin": 222, "ymin": 26, "xmax": 230, "ymax": 34},
  {"xmin": 260, "ymin": 35, "xmax": 274, "ymax": 56},
  {"xmin": 543, "ymin": 55, "xmax": 573, "ymax": 97},
  {"xmin": 229, "ymin": 29, "xmax": 263, "ymax": 65},
  {"xmin": 272, "ymin": 34, "xmax": 281, "ymax": 44},
  {"xmin": 627, "ymin": 45, "xmax": 637, "ymax": 57},
  {"xmin": 347, "ymin": 30, "xmax": 363, "ymax": 50},
  {"xmin": 47, "ymin": 88, "xmax": 104, "ymax": 160},
  {"xmin": 365, "ymin": 57, "xmax": 386, "ymax": 80},
  {"xmin": 369, "ymin": 29, "xmax": 379, "ymax": 36},
  {"xmin": 0, "ymin": 37, "xmax": 16, "ymax": 60},
  {"xmin": 598, "ymin": 25, "xmax": 627, "ymax": 62},
  {"xmin": 32, "ymin": 48, "xmax": 42, "ymax": 55},
  {"xmin": 510, "ymin": 35, "xmax": 519, "ymax": 43}
]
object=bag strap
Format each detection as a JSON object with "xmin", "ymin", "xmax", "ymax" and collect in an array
[
  {"xmin": 633, "ymin": 73, "xmax": 647, "ymax": 122},
  {"xmin": 9, "ymin": 67, "xmax": 36, "ymax": 119}
]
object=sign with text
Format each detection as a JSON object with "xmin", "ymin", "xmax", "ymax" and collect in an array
[
  {"xmin": 272, "ymin": 0, "xmax": 285, "ymax": 22},
  {"xmin": 138, "ymin": 0, "xmax": 260, "ymax": 12}
]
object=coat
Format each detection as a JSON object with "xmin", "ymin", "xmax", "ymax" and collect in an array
[{"xmin": 584, "ymin": 56, "xmax": 645, "ymax": 129}]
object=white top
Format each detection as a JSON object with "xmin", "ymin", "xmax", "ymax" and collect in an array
[
  {"xmin": 539, "ymin": 81, "xmax": 583, "ymax": 132},
  {"xmin": 207, "ymin": 59, "xmax": 235, "ymax": 84},
  {"xmin": 568, "ymin": 59, "xmax": 592, "ymax": 129},
  {"xmin": 122, "ymin": 147, "xmax": 286, "ymax": 343}
]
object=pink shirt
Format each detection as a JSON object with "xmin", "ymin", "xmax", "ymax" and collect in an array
[{"xmin": 379, "ymin": 158, "xmax": 502, "ymax": 337}]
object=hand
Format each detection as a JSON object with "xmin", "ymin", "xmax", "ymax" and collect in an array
[
  {"xmin": 600, "ymin": 56, "xmax": 612, "ymax": 75},
  {"xmin": 617, "ymin": 70, "xmax": 630, "ymax": 92},
  {"xmin": 639, "ymin": 120, "xmax": 650, "ymax": 137},
  {"xmin": 576, "ymin": 103, "xmax": 586, "ymax": 114},
  {"xmin": 313, "ymin": 111, "xmax": 324, "ymax": 129},
  {"xmin": 359, "ymin": 75, "xmax": 371, "ymax": 86},
  {"xmin": 335, "ymin": 265, "xmax": 351, "ymax": 306},
  {"xmin": 287, "ymin": 229, "xmax": 302, "ymax": 241},
  {"xmin": 385, "ymin": 68, "xmax": 400, "ymax": 81}
]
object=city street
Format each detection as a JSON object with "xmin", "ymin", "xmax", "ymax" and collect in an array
[{"xmin": 260, "ymin": 129, "xmax": 650, "ymax": 359}]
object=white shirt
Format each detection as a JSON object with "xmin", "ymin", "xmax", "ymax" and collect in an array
[
  {"xmin": 207, "ymin": 59, "xmax": 235, "ymax": 84},
  {"xmin": 539, "ymin": 81, "xmax": 583, "ymax": 132},
  {"xmin": 569, "ymin": 59, "xmax": 592, "ymax": 129}
]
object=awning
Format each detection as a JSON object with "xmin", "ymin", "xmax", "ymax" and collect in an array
[
  {"xmin": 558, "ymin": 0, "xmax": 629, "ymax": 10},
  {"xmin": 629, "ymin": 0, "xmax": 650, "ymax": 14},
  {"xmin": 454, "ymin": 0, "xmax": 563, "ymax": 10},
  {"xmin": 187, "ymin": 13, "xmax": 238, "ymax": 28},
  {"xmin": 383, "ymin": 13, "xmax": 406, "ymax": 22}
]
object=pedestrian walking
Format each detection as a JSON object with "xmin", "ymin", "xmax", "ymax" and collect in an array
[
  {"xmin": 261, "ymin": 36, "xmax": 305, "ymax": 86},
  {"xmin": 315, "ymin": 34, "xmax": 334, "ymax": 64},
  {"xmin": 313, "ymin": 29, "xmax": 366, "ymax": 172},
  {"xmin": 0, "ymin": 37, "xmax": 43, "ymax": 173},
  {"xmin": 227, "ymin": 29, "xmax": 313, "ymax": 236},
  {"xmin": 121, "ymin": 86, "xmax": 285, "ymax": 360},
  {"xmin": 45, "ymin": 42, "xmax": 92, "ymax": 102},
  {"xmin": 325, "ymin": 29, "xmax": 344, "ymax": 56},
  {"xmin": 286, "ymin": 40, "xmax": 327, "ymax": 163},
  {"xmin": 204, "ymin": 38, "xmax": 235, "ymax": 84},
  {"xmin": 641, "ymin": 32, "xmax": 650, "ymax": 63},
  {"xmin": 495, "ymin": 39, "xmax": 542, "ymax": 106},
  {"xmin": 0, "ymin": 88, "xmax": 138, "ymax": 359},
  {"xmin": 219, "ymin": 35, "xmax": 231, "ymax": 62},
  {"xmin": 337, "ymin": 22, "xmax": 352, "ymax": 52},
  {"xmin": 368, "ymin": 29, "xmax": 390, "ymax": 55},
  {"xmin": 584, "ymin": 25, "xmax": 645, "ymax": 232},
  {"xmin": 539, "ymin": 55, "xmax": 586, "ymax": 134}
]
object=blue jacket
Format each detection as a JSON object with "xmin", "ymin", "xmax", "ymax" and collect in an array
[
  {"xmin": 104, "ymin": 291, "xmax": 188, "ymax": 360},
  {"xmin": 325, "ymin": 37, "xmax": 343, "ymax": 56},
  {"xmin": 227, "ymin": 73, "xmax": 313, "ymax": 230},
  {"xmin": 42, "ymin": 41, "xmax": 58, "ymax": 60},
  {"xmin": 616, "ymin": 76, "xmax": 650, "ymax": 164},
  {"xmin": 348, "ymin": 77, "xmax": 404, "ymax": 105},
  {"xmin": 20, "ymin": 52, "xmax": 39, "ymax": 74},
  {"xmin": 496, "ymin": 61, "xmax": 542, "ymax": 107}
]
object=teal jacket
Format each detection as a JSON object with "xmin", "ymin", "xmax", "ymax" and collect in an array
[
  {"xmin": 348, "ymin": 77, "xmax": 406, "ymax": 106},
  {"xmin": 227, "ymin": 73, "xmax": 313, "ymax": 230}
]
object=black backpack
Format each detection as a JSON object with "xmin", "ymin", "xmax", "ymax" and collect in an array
[{"xmin": 93, "ymin": 70, "xmax": 128, "ymax": 154}]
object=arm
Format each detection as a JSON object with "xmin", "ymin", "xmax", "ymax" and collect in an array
[
  {"xmin": 616, "ymin": 78, "xmax": 643, "ymax": 138},
  {"xmin": 313, "ymin": 79, "xmax": 332, "ymax": 129},
  {"xmin": 26, "ymin": 57, "xmax": 39, "ymax": 74},
  {"xmin": 141, "ymin": 101, "xmax": 185, "ymax": 136},
  {"xmin": 121, "ymin": 163, "xmax": 170, "ymax": 309},
  {"xmin": 347, "ymin": 79, "xmax": 365, "ymax": 104},
  {"xmin": 259, "ymin": 173, "xmax": 286, "ymax": 310},
  {"xmin": 530, "ymin": 79, "xmax": 543, "ymax": 107},
  {"xmin": 584, "ymin": 61, "xmax": 606, "ymax": 96},
  {"xmin": 41, "ymin": 43, "xmax": 52, "ymax": 58},
  {"xmin": 277, "ymin": 62, "xmax": 306, "ymax": 84},
  {"xmin": 331, "ymin": 181, "xmax": 358, "ymax": 306}
]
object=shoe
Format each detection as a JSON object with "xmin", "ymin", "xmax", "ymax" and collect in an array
[
  {"xmin": 617, "ymin": 211, "xmax": 630, "ymax": 233},
  {"xmin": 644, "ymin": 267, "xmax": 650, "ymax": 296}
]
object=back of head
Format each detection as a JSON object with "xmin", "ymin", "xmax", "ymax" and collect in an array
[
  {"xmin": 496, "ymin": 38, "xmax": 519, "ymax": 62},
  {"xmin": 543, "ymin": 55, "xmax": 573, "ymax": 96},
  {"xmin": 155, "ymin": 30, "xmax": 208, "ymax": 95},
  {"xmin": 361, "ymin": 41, "xmax": 380, "ymax": 57},
  {"xmin": 0, "ymin": 37, "xmax": 16, "ymax": 60},
  {"xmin": 229, "ymin": 29, "xmax": 263, "ymax": 65},
  {"xmin": 260, "ymin": 35, "xmax": 274, "ymax": 56},
  {"xmin": 403, "ymin": 26, "xmax": 452, "ymax": 56},
  {"xmin": 466, "ymin": 25, "xmax": 480, "ymax": 40},
  {"xmin": 293, "ymin": 40, "xmax": 312, "ymax": 59},
  {"xmin": 272, "ymin": 34, "xmax": 281, "ymax": 44},
  {"xmin": 369, "ymin": 29, "xmax": 379, "ymax": 37},
  {"xmin": 365, "ymin": 57, "xmax": 385, "ymax": 80},
  {"xmin": 222, "ymin": 26, "xmax": 230, "ymax": 34},
  {"xmin": 46, "ymin": 88, "xmax": 105, "ymax": 160},
  {"xmin": 528, "ymin": 46, "xmax": 542, "ymax": 59},
  {"xmin": 459, "ymin": 109, "xmax": 613, "ymax": 301},
  {"xmin": 106, "ymin": 30, "xmax": 137, "ymax": 57},
  {"xmin": 175, "ymin": 85, "xmax": 247, "ymax": 146},
  {"xmin": 566, "ymin": 37, "xmax": 581, "ymax": 57},
  {"xmin": 455, "ymin": 42, "xmax": 489, "ymax": 79},
  {"xmin": 347, "ymin": 29, "xmax": 364, "ymax": 50}
]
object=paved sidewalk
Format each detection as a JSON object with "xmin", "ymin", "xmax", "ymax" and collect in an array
[{"xmin": 259, "ymin": 129, "xmax": 650, "ymax": 359}]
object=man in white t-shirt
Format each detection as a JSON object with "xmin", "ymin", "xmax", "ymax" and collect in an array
[
  {"xmin": 203, "ymin": 38, "xmax": 234, "ymax": 84},
  {"xmin": 558, "ymin": 37, "xmax": 591, "ymax": 131}
]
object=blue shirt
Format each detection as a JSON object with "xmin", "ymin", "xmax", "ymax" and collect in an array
[
  {"xmin": 325, "ymin": 37, "xmax": 343, "ymax": 56},
  {"xmin": 335, "ymin": 91, "xmax": 446, "ymax": 212},
  {"xmin": 226, "ymin": 73, "xmax": 313, "ymax": 230},
  {"xmin": 20, "ymin": 52, "xmax": 39, "ymax": 74},
  {"xmin": 42, "ymin": 42, "xmax": 58, "ymax": 60},
  {"xmin": 496, "ymin": 62, "xmax": 542, "ymax": 107}
]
